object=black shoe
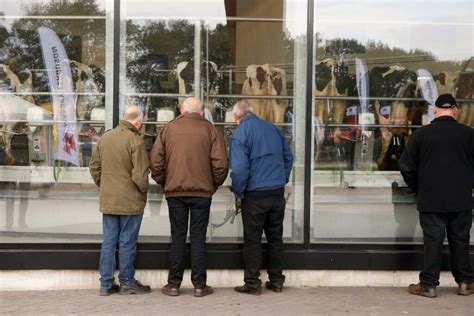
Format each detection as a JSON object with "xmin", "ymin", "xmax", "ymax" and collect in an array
[
  {"xmin": 234, "ymin": 284, "xmax": 261, "ymax": 295},
  {"xmin": 194, "ymin": 285, "xmax": 214, "ymax": 297},
  {"xmin": 162, "ymin": 284, "xmax": 180, "ymax": 297},
  {"xmin": 119, "ymin": 280, "xmax": 151, "ymax": 295},
  {"xmin": 265, "ymin": 281, "xmax": 283, "ymax": 293},
  {"xmin": 100, "ymin": 283, "xmax": 120, "ymax": 296}
]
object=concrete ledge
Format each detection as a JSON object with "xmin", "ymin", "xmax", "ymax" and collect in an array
[{"xmin": 0, "ymin": 270, "xmax": 458, "ymax": 290}]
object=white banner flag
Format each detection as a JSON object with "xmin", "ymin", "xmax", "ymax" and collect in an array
[
  {"xmin": 355, "ymin": 58, "xmax": 374, "ymax": 139},
  {"xmin": 38, "ymin": 27, "xmax": 80, "ymax": 166},
  {"xmin": 355, "ymin": 58, "xmax": 369, "ymax": 114},
  {"xmin": 416, "ymin": 69, "xmax": 438, "ymax": 122}
]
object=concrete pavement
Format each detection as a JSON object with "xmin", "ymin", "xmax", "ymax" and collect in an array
[{"xmin": 1, "ymin": 286, "xmax": 473, "ymax": 315}]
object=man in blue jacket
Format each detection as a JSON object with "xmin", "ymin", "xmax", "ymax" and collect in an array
[{"xmin": 230, "ymin": 100, "xmax": 293, "ymax": 295}]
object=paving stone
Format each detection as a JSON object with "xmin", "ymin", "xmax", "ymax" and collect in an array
[{"xmin": 0, "ymin": 287, "xmax": 473, "ymax": 315}]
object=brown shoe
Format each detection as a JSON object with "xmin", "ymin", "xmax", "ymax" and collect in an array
[
  {"xmin": 234, "ymin": 284, "xmax": 261, "ymax": 295},
  {"xmin": 265, "ymin": 281, "xmax": 283, "ymax": 293},
  {"xmin": 161, "ymin": 284, "xmax": 179, "ymax": 296},
  {"xmin": 408, "ymin": 283, "xmax": 437, "ymax": 298},
  {"xmin": 194, "ymin": 285, "xmax": 214, "ymax": 297},
  {"xmin": 458, "ymin": 282, "xmax": 473, "ymax": 296}
]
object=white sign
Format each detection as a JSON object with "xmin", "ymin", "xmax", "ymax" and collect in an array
[{"xmin": 38, "ymin": 27, "xmax": 80, "ymax": 166}]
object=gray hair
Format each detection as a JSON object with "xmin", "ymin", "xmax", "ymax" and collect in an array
[
  {"xmin": 182, "ymin": 97, "xmax": 204, "ymax": 113},
  {"xmin": 123, "ymin": 105, "xmax": 143, "ymax": 122},
  {"xmin": 232, "ymin": 100, "xmax": 254, "ymax": 119}
]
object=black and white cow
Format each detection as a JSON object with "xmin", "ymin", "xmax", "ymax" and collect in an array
[
  {"xmin": 314, "ymin": 58, "xmax": 351, "ymax": 161},
  {"xmin": 176, "ymin": 60, "xmax": 227, "ymax": 120},
  {"xmin": 369, "ymin": 65, "xmax": 419, "ymax": 170},
  {"xmin": 241, "ymin": 63, "xmax": 287, "ymax": 123}
]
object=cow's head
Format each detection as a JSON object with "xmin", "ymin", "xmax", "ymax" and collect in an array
[
  {"xmin": 256, "ymin": 66, "xmax": 266, "ymax": 89},
  {"xmin": 315, "ymin": 59, "xmax": 333, "ymax": 92},
  {"xmin": 433, "ymin": 72, "xmax": 446, "ymax": 85}
]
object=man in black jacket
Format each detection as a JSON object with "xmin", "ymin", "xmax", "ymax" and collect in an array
[{"xmin": 399, "ymin": 93, "xmax": 474, "ymax": 298}]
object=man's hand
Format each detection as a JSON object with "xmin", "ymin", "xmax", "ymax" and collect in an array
[{"xmin": 235, "ymin": 197, "xmax": 242, "ymax": 212}]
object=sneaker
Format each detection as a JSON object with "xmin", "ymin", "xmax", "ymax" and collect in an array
[
  {"xmin": 194, "ymin": 285, "xmax": 214, "ymax": 297},
  {"xmin": 100, "ymin": 283, "xmax": 120, "ymax": 296},
  {"xmin": 234, "ymin": 284, "xmax": 261, "ymax": 295},
  {"xmin": 458, "ymin": 282, "xmax": 473, "ymax": 296},
  {"xmin": 119, "ymin": 280, "xmax": 151, "ymax": 295},
  {"xmin": 161, "ymin": 284, "xmax": 180, "ymax": 297},
  {"xmin": 408, "ymin": 283, "xmax": 437, "ymax": 298},
  {"xmin": 265, "ymin": 281, "xmax": 283, "ymax": 293}
]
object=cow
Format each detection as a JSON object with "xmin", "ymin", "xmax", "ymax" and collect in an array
[
  {"xmin": 176, "ymin": 60, "xmax": 225, "ymax": 120},
  {"xmin": 433, "ymin": 71, "xmax": 459, "ymax": 95},
  {"xmin": 0, "ymin": 64, "xmax": 36, "ymax": 165},
  {"xmin": 455, "ymin": 71, "xmax": 474, "ymax": 126},
  {"xmin": 241, "ymin": 63, "xmax": 287, "ymax": 123},
  {"xmin": 69, "ymin": 60, "xmax": 103, "ymax": 121},
  {"xmin": 313, "ymin": 58, "xmax": 350, "ymax": 162},
  {"xmin": 369, "ymin": 65, "xmax": 418, "ymax": 170}
]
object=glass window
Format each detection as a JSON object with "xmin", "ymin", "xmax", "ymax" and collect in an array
[
  {"xmin": 311, "ymin": 0, "xmax": 474, "ymax": 243},
  {"xmin": 122, "ymin": 0, "xmax": 308, "ymax": 242},
  {"xmin": 0, "ymin": 0, "xmax": 109, "ymax": 242}
]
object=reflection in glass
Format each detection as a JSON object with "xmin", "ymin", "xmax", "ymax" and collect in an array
[
  {"xmin": 0, "ymin": 0, "xmax": 107, "ymax": 242},
  {"xmin": 123, "ymin": 0, "xmax": 306, "ymax": 243},
  {"xmin": 311, "ymin": 0, "xmax": 474, "ymax": 243}
]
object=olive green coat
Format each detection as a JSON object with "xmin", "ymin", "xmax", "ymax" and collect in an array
[{"xmin": 89, "ymin": 120, "xmax": 150, "ymax": 215}]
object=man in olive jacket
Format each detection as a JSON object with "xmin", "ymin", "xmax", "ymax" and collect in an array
[
  {"xmin": 150, "ymin": 97, "xmax": 228, "ymax": 297},
  {"xmin": 399, "ymin": 94, "xmax": 474, "ymax": 298},
  {"xmin": 90, "ymin": 105, "xmax": 151, "ymax": 296}
]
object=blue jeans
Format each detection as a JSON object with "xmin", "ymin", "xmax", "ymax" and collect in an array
[{"xmin": 99, "ymin": 214, "xmax": 143, "ymax": 289}]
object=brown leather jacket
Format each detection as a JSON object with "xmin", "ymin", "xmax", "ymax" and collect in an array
[
  {"xmin": 89, "ymin": 120, "xmax": 150, "ymax": 215},
  {"xmin": 150, "ymin": 112, "xmax": 228, "ymax": 198}
]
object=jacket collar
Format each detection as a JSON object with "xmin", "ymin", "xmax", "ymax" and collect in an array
[
  {"xmin": 432, "ymin": 115, "xmax": 456, "ymax": 123},
  {"xmin": 240, "ymin": 113, "xmax": 257, "ymax": 123},
  {"xmin": 176, "ymin": 112, "xmax": 206, "ymax": 121},
  {"xmin": 118, "ymin": 120, "xmax": 139, "ymax": 133}
]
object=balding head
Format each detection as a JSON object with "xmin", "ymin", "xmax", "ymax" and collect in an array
[
  {"xmin": 232, "ymin": 99, "xmax": 254, "ymax": 125},
  {"xmin": 123, "ymin": 105, "xmax": 144, "ymax": 129},
  {"xmin": 181, "ymin": 97, "xmax": 204, "ymax": 115}
]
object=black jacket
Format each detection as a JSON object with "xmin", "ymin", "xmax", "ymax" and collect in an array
[{"xmin": 399, "ymin": 116, "xmax": 474, "ymax": 213}]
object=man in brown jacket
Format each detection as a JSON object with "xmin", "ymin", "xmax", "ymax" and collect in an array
[
  {"xmin": 150, "ymin": 97, "xmax": 228, "ymax": 297},
  {"xmin": 90, "ymin": 105, "xmax": 151, "ymax": 296}
]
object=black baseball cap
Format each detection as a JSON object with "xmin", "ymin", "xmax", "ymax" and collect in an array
[{"xmin": 435, "ymin": 93, "xmax": 457, "ymax": 108}]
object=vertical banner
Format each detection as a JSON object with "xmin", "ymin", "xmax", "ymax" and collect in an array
[
  {"xmin": 416, "ymin": 69, "xmax": 438, "ymax": 123},
  {"xmin": 355, "ymin": 58, "xmax": 373, "ymax": 143},
  {"xmin": 38, "ymin": 27, "xmax": 80, "ymax": 166},
  {"xmin": 355, "ymin": 58, "xmax": 369, "ymax": 115},
  {"xmin": 354, "ymin": 58, "xmax": 375, "ymax": 170}
]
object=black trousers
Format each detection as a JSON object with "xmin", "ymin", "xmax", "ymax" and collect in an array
[
  {"xmin": 166, "ymin": 196, "xmax": 211, "ymax": 289},
  {"xmin": 419, "ymin": 211, "xmax": 474, "ymax": 288},
  {"xmin": 241, "ymin": 192, "xmax": 286, "ymax": 289}
]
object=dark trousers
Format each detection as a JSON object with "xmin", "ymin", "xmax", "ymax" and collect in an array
[
  {"xmin": 241, "ymin": 192, "xmax": 286, "ymax": 289},
  {"xmin": 166, "ymin": 196, "xmax": 211, "ymax": 289},
  {"xmin": 419, "ymin": 211, "xmax": 474, "ymax": 288}
]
